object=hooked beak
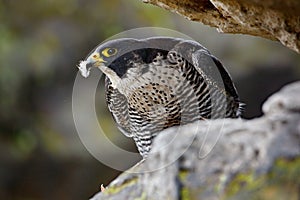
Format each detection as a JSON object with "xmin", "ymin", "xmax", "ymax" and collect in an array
[{"xmin": 78, "ymin": 54, "xmax": 106, "ymax": 78}]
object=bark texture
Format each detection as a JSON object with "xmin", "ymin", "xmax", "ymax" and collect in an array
[{"xmin": 141, "ymin": 0, "xmax": 300, "ymax": 53}]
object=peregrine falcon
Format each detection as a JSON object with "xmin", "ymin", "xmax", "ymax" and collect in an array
[{"xmin": 78, "ymin": 37, "xmax": 242, "ymax": 157}]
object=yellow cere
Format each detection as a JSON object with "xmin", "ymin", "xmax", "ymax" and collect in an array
[
  {"xmin": 102, "ymin": 48, "xmax": 117, "ymax": 57},
  {"xmin": 92, "ymin": 52, "xmax": 100, "ymax": 59}
]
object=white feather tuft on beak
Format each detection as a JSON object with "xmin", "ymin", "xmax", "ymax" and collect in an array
[{"xmin": 78, "ymin": 60, "xmax": 90, "ymax": 78}]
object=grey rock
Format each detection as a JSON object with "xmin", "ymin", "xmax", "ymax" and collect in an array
[{"xmin": 91, "ymin": 81, "xmax": 300, "ymax": 200}]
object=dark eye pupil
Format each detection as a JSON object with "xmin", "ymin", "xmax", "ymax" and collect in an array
[{"xmin": 108, "ymin": 49, "xmax": 115, "ymax": 54}]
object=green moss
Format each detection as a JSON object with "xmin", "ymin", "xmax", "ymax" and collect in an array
[
  {"xmin": 226, "ymin": 170, "xmax": 265, "ymax": 196},
  {"xmin": 180, "ymin": 186, "xmax": 191, "ymax": 200},
  {"xmin": 179, "ymin": 170, "xmax": 189, "ymax": 181},
  {"xmin": 225, "ymin": 157, "xmax": 300, "ymax": 199},
  {"xmin": 271, "ymin": 157, "xmax": 300, "ymax": 184},
  {"xmin": 104, "ymin": 176, "xmax": 138, "ymax": 195},
  {"xmin": 178, "ymin": 170, "xmax": 192, "ymax": 200}
]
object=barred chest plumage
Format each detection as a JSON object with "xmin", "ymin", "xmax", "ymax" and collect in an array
[{"xmin": 105, "ymin": 50, "xmax": 238, "ymax": 156}]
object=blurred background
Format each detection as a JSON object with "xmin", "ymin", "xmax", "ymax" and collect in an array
[{"xmin": 0, "ymin": 0, "xmax": 299, "ymax": 199}]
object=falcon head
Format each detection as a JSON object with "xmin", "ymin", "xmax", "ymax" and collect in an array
[
  {"xmin": 77, "ymin": 37, "xmax": 185, "ymax": 82},
  {"xmin": 78, "ymin": 38, "xmax": 146, "ymax": 86}
]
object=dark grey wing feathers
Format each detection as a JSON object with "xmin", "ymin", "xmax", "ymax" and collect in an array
[
  {"xmin": 170, "ymin": 39, "xmax": 242, "ymax": 117},
  {"xmin": 210, "ymin": 55, "xmax": 240, "ymax": 102}
]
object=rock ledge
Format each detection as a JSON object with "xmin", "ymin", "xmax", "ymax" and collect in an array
[
  {"xmin": 141, "ymin": 0, "xmax": 300, "ymax": 53},
  {"xmin": 91, "ymin": 81, "xmax": 300, "ymax": 200}
]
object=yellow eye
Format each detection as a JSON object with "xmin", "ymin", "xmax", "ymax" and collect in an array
[{"xmin": 102, "ymin": 48, "xmax": 117, "ymax": 57}]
